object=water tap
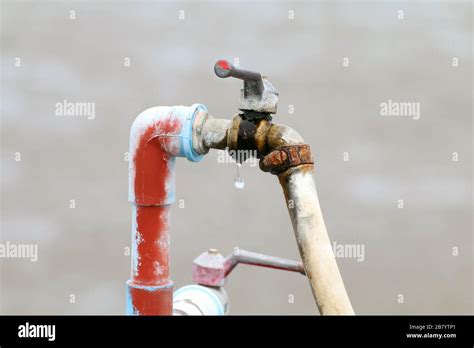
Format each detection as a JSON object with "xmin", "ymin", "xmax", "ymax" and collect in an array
[{"xmin": 214, "ymin": 60, "xmax": 279, "ymax": 122}]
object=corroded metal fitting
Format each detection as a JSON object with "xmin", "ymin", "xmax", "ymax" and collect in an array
[
  {"xmin": 259, "ymin": 144, "xmax": 314, "ymax": 175},
  {"xmin": 227, "ymin": 115, "xmax": 271, "ymax": 162}
]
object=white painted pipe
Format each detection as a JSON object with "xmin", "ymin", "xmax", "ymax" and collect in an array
[{"xmin": 279, "ymin": 166, "xmax": 354, "ymax": 315}]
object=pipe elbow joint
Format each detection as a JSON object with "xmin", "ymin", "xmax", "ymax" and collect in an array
[
  {"xmin": 129, "ymin": 104, "xmax": 206, "ymax": 162},
  {"xmin": 128, "ymin": 104, "xmax": 206, "ymax": 205},
  {"xmin": 266, "ymin": 123, "xmax": 305, "ymax": 148}
]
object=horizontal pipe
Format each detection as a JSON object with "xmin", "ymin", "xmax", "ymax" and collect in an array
[
  {"xmin": 224, "ymin": 248, "xmax": 305, "ymax": 276},
  {"xmin": 192, "ymin": 111, "xmax": 231, "ymax": 154}
]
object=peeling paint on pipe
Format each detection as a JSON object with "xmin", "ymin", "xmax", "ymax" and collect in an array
[
  {"xmin": 279, "ymin": 165, "xmax": 355, "ymax": 315},
  {"xmin": 126, "ymin": 104, "xmax": 205, "ymax": 315}
]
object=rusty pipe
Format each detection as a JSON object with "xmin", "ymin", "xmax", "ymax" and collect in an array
[
  {"xmin": 193, "ymin": 113, "xmax": 304, "ymax": 157},
  {"xmin": 194, "ymin": 114, "xmax": 354, "ymax": 315}
]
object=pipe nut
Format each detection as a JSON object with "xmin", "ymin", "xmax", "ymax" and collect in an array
[{"xmin": 259, "ymin": 144, "xmax": 314, "ymax": 175}]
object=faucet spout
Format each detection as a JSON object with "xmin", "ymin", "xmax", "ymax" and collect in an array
[{"xmin": 197, "ymin": 113, "xmax": 355, "ymax": 315}]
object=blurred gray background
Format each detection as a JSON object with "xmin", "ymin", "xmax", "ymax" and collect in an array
[{"xmin": 0, "ymin": 0, "xmax": 472, "ymax": 314}]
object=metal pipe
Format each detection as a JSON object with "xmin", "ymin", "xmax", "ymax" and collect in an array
[
  {"xmin": 279, "ymin": 166, "xmax": 354, "ymax": 314},
  {"xmin": 196, "ymin": 114, "xmax": 354, "ymax": 315},
  {"xmin": 192, "ymin": 111, "xmax": 231, "ymax": 153},
  {"xmin": 224, "ymin": 248, "xmax": 305, "ymax": 276},
  {"xmin": 126, "ymin": 103, "xmax": 353, "ymax": 315},
  {"xmin": 126, "ymin": 104, "xmax": 205, "ymax": 315}
]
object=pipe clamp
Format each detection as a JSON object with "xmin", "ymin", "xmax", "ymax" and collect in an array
[{"xmin": 259, "ymin": 144, "xmax": 314, "ymax": 175}]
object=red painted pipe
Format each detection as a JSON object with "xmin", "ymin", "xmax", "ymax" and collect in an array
[
  {"xmin": 126, "ymin": 106, "xmax": 204, "ymax": 315},
  {"xmin": 128, "ymin": 205, "xmax": 173, "ymax": 315}
]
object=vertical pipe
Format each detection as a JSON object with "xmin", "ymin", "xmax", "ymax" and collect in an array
[
  {"xmin": 127, "ymin": 205, "xmax": 173, "ymax": 315},
  {"xmin": 279, "ymin": 165, "xmax": 354, "ymax": 315},
  {"xmin": 126, "ymin": 105, "xmax": 205, "ymax": 315},
  {"xmin": 132, "ymin": 205, "xmax": 170, "ymax": 285}
]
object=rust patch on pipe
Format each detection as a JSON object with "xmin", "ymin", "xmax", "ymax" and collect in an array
[
  {"xmin": 237, "ymin": 119, "xmax": 272, "ymax": 155},
  {"xmin": 227, "ymin": 115, "xmax": 240, "ymax": 151},
  {"xmin": 260, "ymin": 144, "xmax": 314, "ymax": 175},
  {"xmin": 228, "ymin": 115, "xmax": 272, "ymax": 162},
  {"xmin": 266, "ymin": 124, "xmax": 289, "ymax": 149},
  {"xmin": 254, "ymin": 119, "xmax": 272, "ymax": 155}
]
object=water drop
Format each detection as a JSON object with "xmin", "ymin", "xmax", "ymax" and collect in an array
[{"xmin": 234, "ymin": 163, "xmax": 245, "ymax": 189}]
